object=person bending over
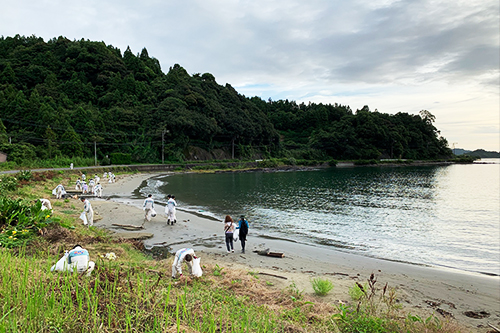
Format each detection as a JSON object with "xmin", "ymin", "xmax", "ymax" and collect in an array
[{"xmin": 172, "ymin": 248, "xmax": 197, "ymax": 278}]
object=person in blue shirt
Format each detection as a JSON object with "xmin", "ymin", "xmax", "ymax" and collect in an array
[{"xmin": 236, "ymin": 215, "xmax": 249, "ymax": 253}]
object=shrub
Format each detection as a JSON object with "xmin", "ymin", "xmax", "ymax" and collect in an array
[
  {"xmin": 110, "ymin": 153, "xmax": 132, "ymax": 165},
  {"xmin": 257, "ymin": 158, "xmax": 283, "ymax": 168},
  {"xmin": 0, "ymin": 198, "xmax": 58, "ymax": 248},
  {"xmin": 311, "ymin": 278, "xmax": 334, "ymax": 296},
  {"xmin": 0, "ymin": 175, "xmax": 18, "ymax": 192},
  {"xmin": 16, "ymin": 170, "xmax": 33, "ymax": 181}
]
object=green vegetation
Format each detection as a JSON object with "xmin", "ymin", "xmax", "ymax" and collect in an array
[
  {"xmin": 465, "ymin": 149, "xmax": 500, "ymax": 158},
  {"xmin": 311, "ymin": 277, "xmax": 334, "ymax": 296},
  {"xmin": 0, "ymin": 35, "xmax": 452, "ymax": 169}
]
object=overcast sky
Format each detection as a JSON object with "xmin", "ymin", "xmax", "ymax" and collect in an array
[{"xmin": 1, "ymin": 0, "xmax": 498, "ymax": 151}]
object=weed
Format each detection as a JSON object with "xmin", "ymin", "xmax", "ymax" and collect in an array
[
  {"xmin": 213, "ymin": 264, "xmax": 224, "ymax": 276},
  {"xmin": 286, "ymin": 282, "xmax": 303, "ymax": 302},
  {"xmin": 311, "ymin": 277, "xmax": 334, "ymax": 296},
  {"xmin": 349, "ymin": 282, "xmax": 367, "ymax": 301}
]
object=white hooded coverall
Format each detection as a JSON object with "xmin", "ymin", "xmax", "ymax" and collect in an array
[
  {"xmin": 50, "ymin": 246, "xmax": 95, "ymax": 276},
  {"xmin": 165, "ymin": 198, "xmax": 177, "ymax": 223},
  {"xmin": 172, "ymin": 248, "xmax": 195, "ymax": 278},
  {"xmin": 143, "ymin": 197, "xmax": 154, "ymax": 221},
  {"xmin": 83, "ymin": 199, "xmax": 94, "ymax": 226}
]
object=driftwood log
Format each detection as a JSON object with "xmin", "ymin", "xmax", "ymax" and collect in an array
[
  {"xmin": 255, "ymin": 249, "xmax": 285, "ymax": 258},
  {"xmin": 267, "ymin": 252, "xmax": 285, "ymax": 258},
  {"xmin": 258, "ymin": 272, "xmax": 288, "ymax": 280},
  {"xmin": 112, "ymin": 223, "xmax": 144, "ymax": 230}
]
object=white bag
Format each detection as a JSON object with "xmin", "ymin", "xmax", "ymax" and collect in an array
[
  {"xmin": 151, "ymin": 208, "xmax": 157, "ymax": 218},
  {"xmin": 192, "ymin": 257, "xmax": 203, "ymax": 277},
  {"xmin": 80, "ymin": 212, "xmax": 88, "ymax": 225},
  {"xmin": 51, "ymin": 252, "xmax": 69, "ymax": 272},
  {"xmin": 233, "ymin": 228, "xmax": 239, "ymax": 242}
]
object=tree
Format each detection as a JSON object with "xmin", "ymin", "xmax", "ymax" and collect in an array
[
  {"xmin": 0, "ymin": 118, "xmax": 8, "ymax": 144},
  {"xmin": 60, "ymin": 127, "xmax": 83, "ymax": 157},
  {"xmin": 44, "ymin": 125, "xmax": 57, "ymax": 158}
]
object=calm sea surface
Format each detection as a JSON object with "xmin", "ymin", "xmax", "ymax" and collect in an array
[{"xmin": 142, "ymin": 159, "xmax": 500, "ymax": 276}]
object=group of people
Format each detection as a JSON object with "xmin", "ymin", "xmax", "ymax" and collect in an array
[
  {"xmin": 142, "ymin": 194, "xmax": 250, "ymax": 255},
  {"xmin": 224, "ymin": 215, "xmax": 249, "ymax": 254},
  {"xmin": 50, "ymin": 243, "xmax": 199, "ymax": 280},
  {"xmin": 142, "ymin": 194, "xmax": 177, "ymax": 225},
  {"xmin": 75, "ymin": 172, "xmax": 112, "ymax": 198}
]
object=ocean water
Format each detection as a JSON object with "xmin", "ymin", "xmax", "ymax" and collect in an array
[{"xmin": 139, "ymin": 159, "xmax": 500, "ymax": 276}]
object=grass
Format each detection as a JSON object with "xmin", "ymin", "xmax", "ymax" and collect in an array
[
  {"xmin": 311, "ymin": 277, "xmax": 334, "ymax": 296},
  {"xmin": 0, "ymin": 169, "xmax": 469, "ymax": 332}
]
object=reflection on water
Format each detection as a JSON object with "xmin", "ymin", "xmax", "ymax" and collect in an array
[{"xmin": 141, "ymin": 160, "xmax": 500, "ymax": 275}]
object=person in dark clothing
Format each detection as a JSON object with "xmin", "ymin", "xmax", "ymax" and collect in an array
[{"xmin": 236, "ymin": 215, "xmax": 249, "ymax": 253}]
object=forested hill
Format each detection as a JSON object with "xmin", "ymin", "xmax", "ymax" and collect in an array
[{"xmin": 0, "ymin": 35, "xmax": 451, "ymax": 165}]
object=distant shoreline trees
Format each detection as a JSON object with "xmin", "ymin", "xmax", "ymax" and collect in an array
[{"xmin": 0, "ymin": 35, "xmax": 452, "ymax": 165}]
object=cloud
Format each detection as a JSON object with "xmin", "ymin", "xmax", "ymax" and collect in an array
[{"xmin": 0, "ymin": 0, "xmax": 498, "ymax": 150}]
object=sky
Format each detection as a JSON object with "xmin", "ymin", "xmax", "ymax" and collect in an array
[{"xmin": 1, "ymin": 0, "xmax": 499, "ymax": 151}]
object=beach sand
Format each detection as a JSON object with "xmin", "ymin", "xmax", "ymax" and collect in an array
[{"xmin": 88, "ymin": 172, "xmax": 499, "ymax": 332}]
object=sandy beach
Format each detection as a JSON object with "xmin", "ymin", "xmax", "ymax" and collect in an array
[{"xmin": 88, "ymin": 172, "xmax": 499, "ymax": 332}]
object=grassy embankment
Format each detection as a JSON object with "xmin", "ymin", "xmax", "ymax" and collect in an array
[{"xmin": 0, "ymin": 169, "xmax": 464, "ymax": 332}]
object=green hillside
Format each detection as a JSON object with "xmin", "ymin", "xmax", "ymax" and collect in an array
[{"xmin": 0, "ymin": 35, "xmax": 451, "ymax": 165}]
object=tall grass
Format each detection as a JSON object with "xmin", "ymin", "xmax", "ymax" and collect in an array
[{"xmin": 0, "ymin": 250, "xmax": 334, "ymax": 332}]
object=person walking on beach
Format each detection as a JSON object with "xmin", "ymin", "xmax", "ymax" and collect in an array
[
  {"xmin": 143, "ymin": 194, "xmax": 154, "ymax": 224},
  {"xmin": 171, "ymin": 248, "xmax": 197, "ymax": 278},
  {"xmin": 94, "ymin": 183, "xmax": 103, "ymax": 198},
  {"xmin": 165, "ymin": 194, "xmax": 177, "ymax": 225},
  {"xmin": 224, "ymin": 215, "xmax": 235, "ymax": 253},
  {"xmin": 80, "ymin": 197, "xmax": 94, "ymax": 227},
  {"xmin": 236, "ymin": 215, "xmax": 249, "ymax": 253}
]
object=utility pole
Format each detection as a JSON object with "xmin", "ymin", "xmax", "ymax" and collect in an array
[
  {"xmin": 94, "ymin": 141, "xmax": 97, "ymax": 166},
  {"xmin": 452, "ymin": 142, "xmax": 458, "ymax": 155},
  {"xmin": 162, "ymin": 129, "xmax": 169, "ymax": 164}
]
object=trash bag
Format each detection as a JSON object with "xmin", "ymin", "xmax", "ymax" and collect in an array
[
  {"xmin": 80, "ymin": 212, "xmax": 88, "ymax": 225},
  {"xmin": 233, "ymin": 228, "xmax": 239, "ymax": 242},
  {"xmin": 151, "ymin": 208, "xmax": 157, "ymax": 218},
  {"xmin": 192, "ymin": 257, "xmax": 203, "ymax": 277},
  {"xmin": 51, "ymin": 252, "xmax": 69, "ymax": 272}
]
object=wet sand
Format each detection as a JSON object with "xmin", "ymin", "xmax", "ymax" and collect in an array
[{"xmin": 89, "ymin": 172, "xmax": 500, "ymax": 332}]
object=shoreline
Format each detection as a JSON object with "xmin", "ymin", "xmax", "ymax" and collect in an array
[{"xmin": 90, "ymin": 172, "xmax": 500, "ymax": 332}]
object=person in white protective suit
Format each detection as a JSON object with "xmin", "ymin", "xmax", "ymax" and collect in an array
[
  {"xmin": 88, "ymin": 179, "xmax": 95, "ymax": 194},
  {"xmin": 39, "ymin": 198, "xmax": 52, "ymax": 211},
  {"xmin": 80, "ymin": 197, "xmax": 94, "ymax": 226},
  {"xmin": 52, "ymin": 184, "xmax": 66, "ymax": 199},
  {"xmin": 94, "ymin": 183, "xmax": 103, "ymax": 198},
  {"xmin": 143, "ymin": 194, "xmax": 154, "ymax": 224},
  {"xmin": 81, "ymin": 173, "xmax": 86, "ymax": 181},
  {"xmin": 94, "ymin": 174, "xmax": 100, "ymax": 184},
  {"xmin": 171, "ymin": 248, "xmax": 197, "ymax": 278},
  {"xmin": 75, "ymin": 178, "xmax": 82, "ymax": 191},
  {"xmin": 51, "ymin": 244, "xmax": 95, "ymax": 276},
  {"xmin": 165, "ymin": 194, "xmax": 177, "ymax": 225}
]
